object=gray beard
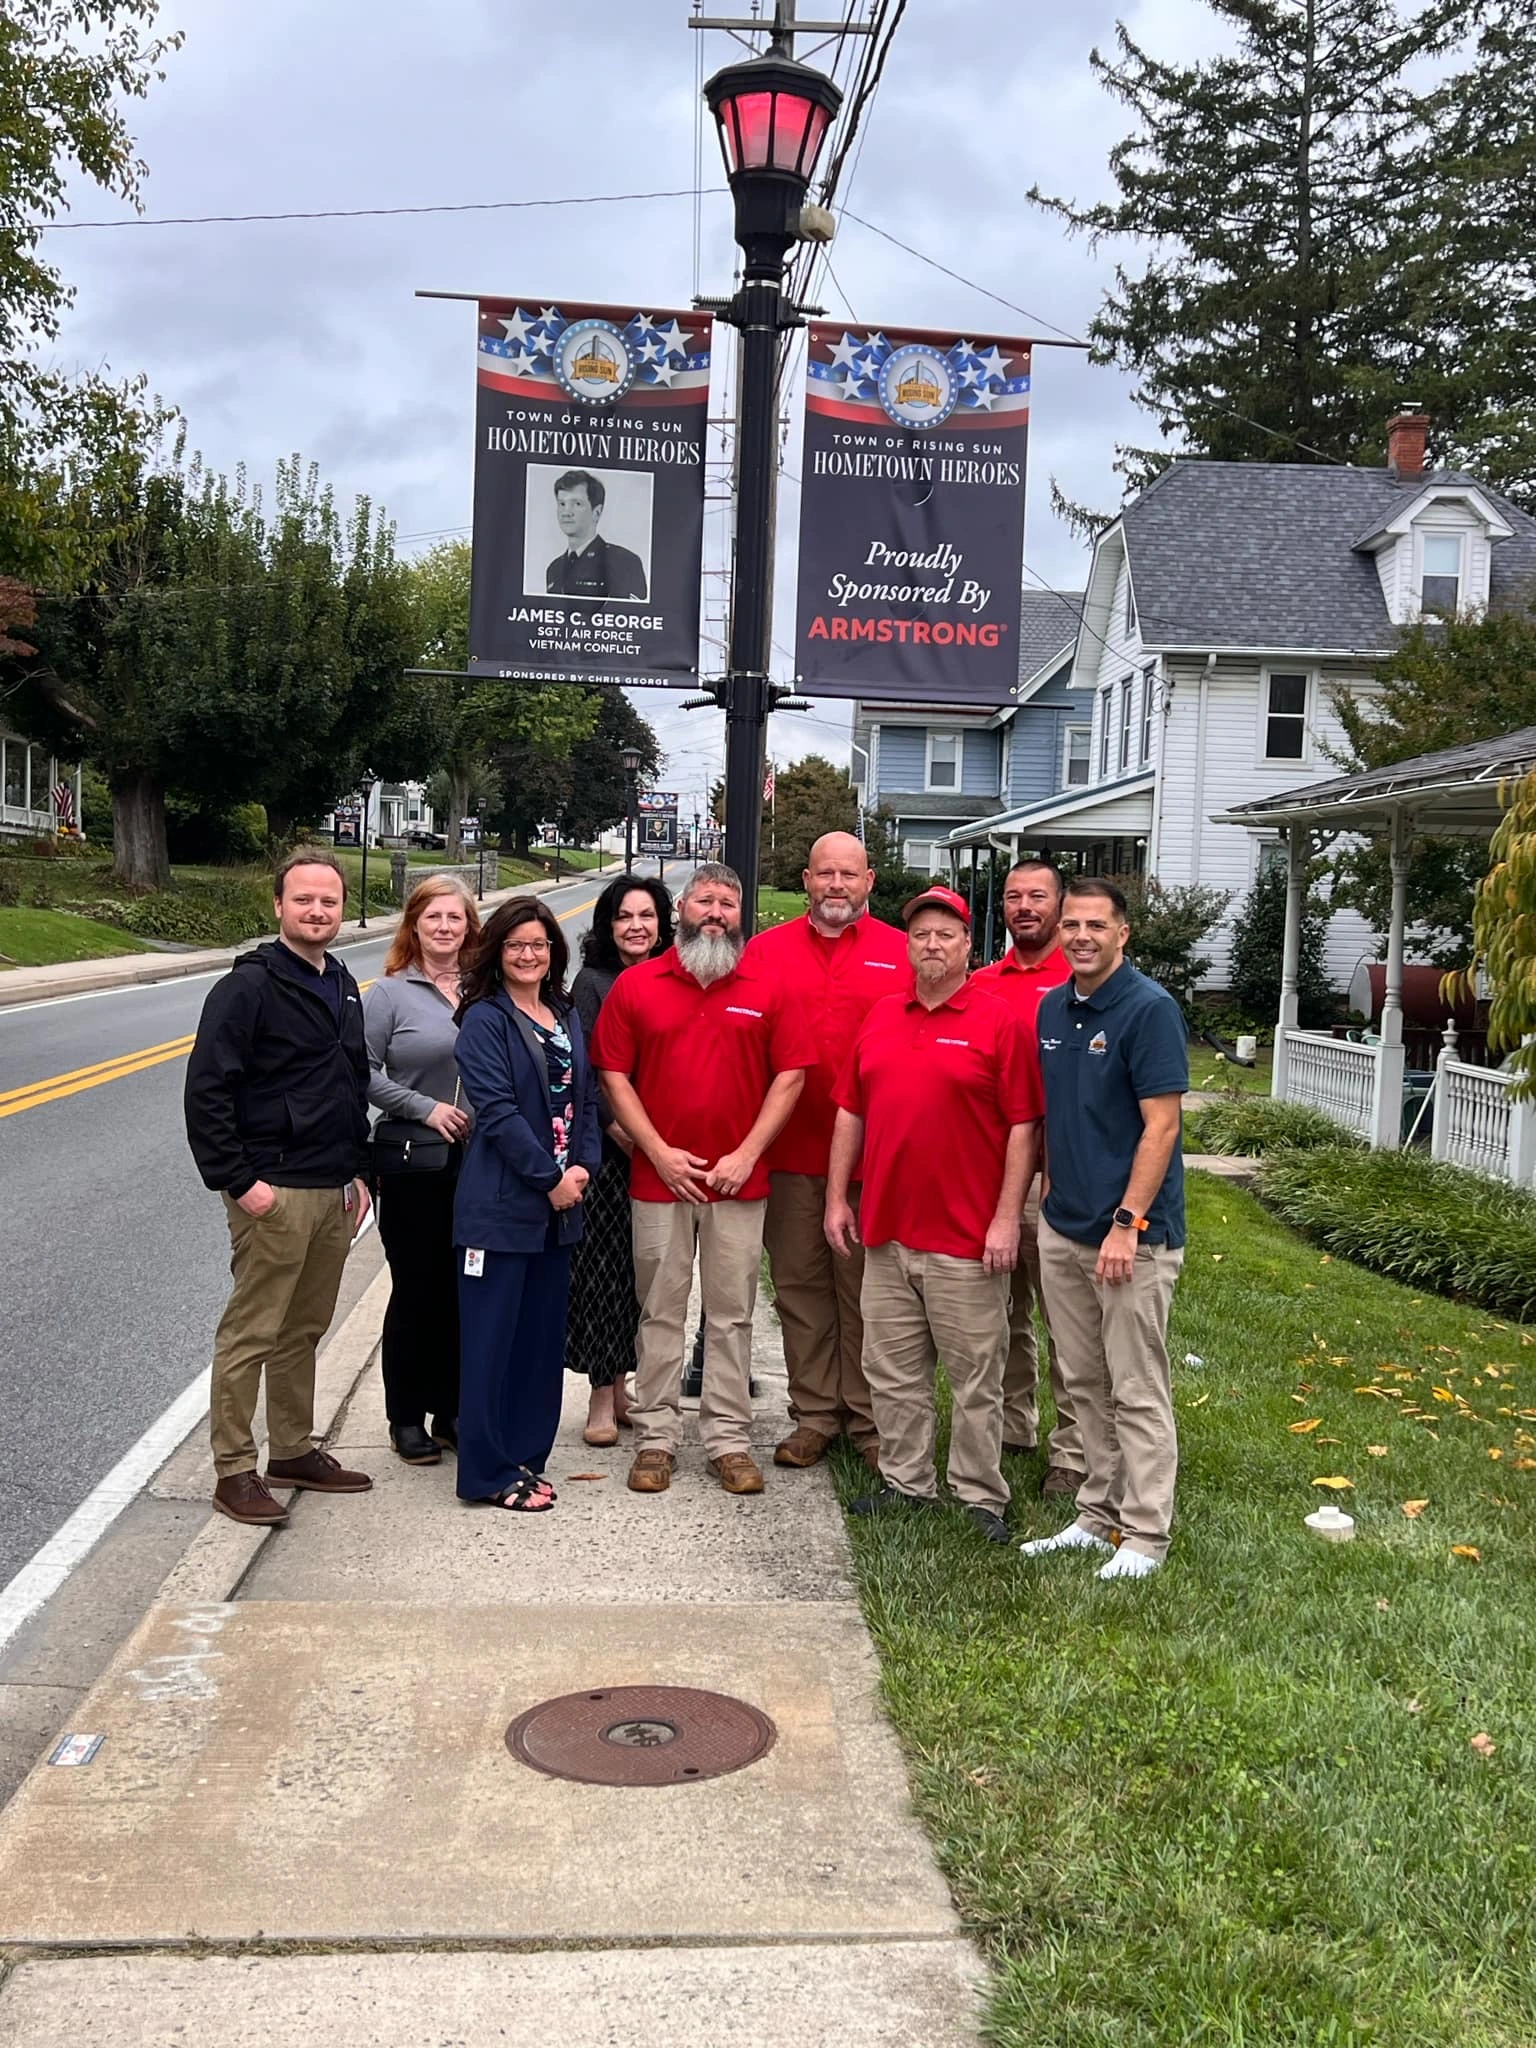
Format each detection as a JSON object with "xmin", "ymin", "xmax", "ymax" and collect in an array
[{"xmin": 676, "ymin": 924, "xmax": 744, "ymax": 985}]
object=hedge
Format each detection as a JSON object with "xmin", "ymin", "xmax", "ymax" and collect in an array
[
  {"xmin": 1258, "ymin": 1145, "xmax": 1536, "ymax": 1321},
  {"xmin": 1185, "ymin": 1094, "xmax": 1359, "ymax": 1156}
]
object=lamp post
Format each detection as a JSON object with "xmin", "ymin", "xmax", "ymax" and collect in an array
[
  {"xmin": 357, "ymin": 768, "xmax": 377, "ymax": 929},
  {"xmin": 621, "ymin": 745, "xmax": 642, "ymax": 873},
  {"xmin": 704, "ymin": 32, "xmax": 841, "ymax": 934}
]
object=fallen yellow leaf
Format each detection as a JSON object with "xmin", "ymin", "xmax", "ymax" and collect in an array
[
  {"xmin": 1401, "ymin": 1499, "xmax": 1429, "ymax": 1518},
  {"xmin": 1366, "ymin": 1445, "xmax": 1389, "ymax": 1456},
  {"xmin": 1211, "ymin": 1253, "xmax": 1224, "ymax": 1262},
  {"xmin": 1513, "ymin": 1457, "xmax": 1536, "ymax": 1472},
  {"xmin": 1312, "ymin": 1475, "xmax": 1354, "ymax": 1490},
  {"xmin": 1470, "ymin": 1732, "xmax": 1497, "ymax": 1758},
  {"xmin": 1451, "ymin": 1545, "xmax": 1482, "ymax": 1562},
  {"xmin": 1432, "ymin": 1387, "xmax": 1456, "ymax": 1403},
  {"xmin": 1317, "ymin": 1436, "xmax": 1342, "ymax": 1444},
  {"xmin": 1185, "ymin": 1392, "xmax": 1210, "ymax": 1408},
  {"xmin": 1289, "ymin": 1418, "xmax": 1323, "ymax": 1433},
  {"xmin": 1488, "ymin": 1447, "xmax": 1503, "ymax": 1460}
]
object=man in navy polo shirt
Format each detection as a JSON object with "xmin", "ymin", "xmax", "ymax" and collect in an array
[{"xmin": 1019, "ymin": 876, "xmax": 1187, "ymax": 1581}]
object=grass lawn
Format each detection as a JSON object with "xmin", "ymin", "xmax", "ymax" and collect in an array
[
  {"xmin": 0, "ymin": 905, "xmax": 152, "ymax": 966},
  {"xmin": 757, "ymin": 886, "xmax": 805, "ymax": 927},
  {"xmin": 1189, "ymin": 1042, "xmax": 1274, "ymax": 1095},
  {"xmin": 833, "ymin": 1172, "xmax": 1536, "ymax": 2046}
]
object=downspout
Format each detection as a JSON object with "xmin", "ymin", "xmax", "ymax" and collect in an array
[{"xmin": 1188, "ymin": 653, "xmax": 1216, "ymax": 884}]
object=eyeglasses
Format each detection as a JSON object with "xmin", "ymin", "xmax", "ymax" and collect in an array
[{"xmin": 502, "ymin": 938, "xmax": 551, "ymax": 956}]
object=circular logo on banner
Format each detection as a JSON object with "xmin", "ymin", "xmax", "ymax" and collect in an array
[
  {"xmin": 877, "ymin": 344, "xmax": 959, "ymax": 429},
  {"xmin": 553, "ymin": 320, "xmax": 637, "ymax": 405}
]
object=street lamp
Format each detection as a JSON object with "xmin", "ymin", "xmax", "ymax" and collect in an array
[
  {"xmin": 621, "ymin": 745, "xmax": 642, "ymax": 874},
  {"xmin": 357, "ymin": 768, "xmax": 377, "ymax": 929},
  {"xmin": 704, "ymin": 34, "xmax": 842, "ymax": 934}
]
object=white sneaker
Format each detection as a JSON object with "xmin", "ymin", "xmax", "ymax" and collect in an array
[
  {"xmin": 1017, "ymin": 1523, "xmax": 1114, "ymax": 1559},
  {"xmin": 1097, "ymin": 1547, "xmax": 1161, "ymax": 1581}
]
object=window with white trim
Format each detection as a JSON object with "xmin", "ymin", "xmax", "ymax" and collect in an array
[
  {"xmin": 1118, "ymin": 674, "xmax": 1135, "ymax": 773},
  {"xmin": 1063, "ymin": 724, "xmax": 1090, "ymax": 787},
  {"xmin": 1257, "ymin": 840, "xmax": 1288, "ymax": 879},
  {"xmin": 902, "ymin": 838, "xmax": 943, "ymax": 875},
  {"xmin": 1140, "ymin": 665, "xmax": 1156, "ymax": 763},
  {"xmin": 1420, "ymin": 533, "xmax": 1462, "ymax": 616},
  {"xmin": 925, "ymin": 731, "xmax": 959, "ymax": 791},
  {"xmin": 1264, "ymin": 672, "xmax": 1309, "ymax": 760},
  {"xmin": 1124, "ymin": 574, "xmax": 1136, "ymax": 638},
  {"xmin": 1098, "ymin": 686, "xmax": 1113, "ymax": 778}
]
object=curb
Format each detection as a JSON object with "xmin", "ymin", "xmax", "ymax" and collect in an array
[
  {"xmin": 152, "ymin": 1267, "xmax": 392, "ymax": 1608},
  {"xmin": 0, "ymin": 866, "xmax": 619, "ymax": 1011}
]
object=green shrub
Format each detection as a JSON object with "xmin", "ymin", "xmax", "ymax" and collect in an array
[
  {"xmin": 1259, "ymin": 1146, "xmax": 1536, "ymax": 1320},
  {"xmin": 1186, "ymin": 1095, "xmax": 1357, "ymax": 1155},
  {"xmin": 1226, "ymin": 860, "xmax": 1334, "ymax": 1025},
  {"xmin": 0, "ymin": 873, "xmax": 18, "ymax": 908}
]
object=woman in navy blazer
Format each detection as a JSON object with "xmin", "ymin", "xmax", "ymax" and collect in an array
[{"xmin": 453, "ymin": 895, "xmax": 601, "ymax": 1510}]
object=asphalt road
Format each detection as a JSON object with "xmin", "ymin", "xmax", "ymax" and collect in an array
[{"xmin": 0, "ymin": 862, "xmax": 689, "ymax": 1593}]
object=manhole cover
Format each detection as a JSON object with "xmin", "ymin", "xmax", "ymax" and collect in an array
[{"xmin": 506, "ymin": 1685, "xmax": 776, "ymax": 1786}]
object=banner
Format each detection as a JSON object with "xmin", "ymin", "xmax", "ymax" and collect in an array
[
  {"xmin": 794, "ymin": 324, "xmax": 1031, "ymax": 703},
  {"xmin": 468, "ymin": 299, "xmax": 713, "ymax": 685},
  {"xmin": 637, "ymin": 789, "xmax": 679, "ymax": 858},
  {"xmin": 332, "ymin": 805, "xmax": 362, "ymax": 849}
]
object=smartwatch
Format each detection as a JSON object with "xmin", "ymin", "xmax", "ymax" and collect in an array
[{"xmin": 1112, "ymin": 1207, "xmax": 1150, "ymax": 1232}]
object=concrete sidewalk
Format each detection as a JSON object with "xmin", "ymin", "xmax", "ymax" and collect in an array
[
  {"xmin": 0, "ymin": 862, "xmax": 620, "ymax": 1009},
  {"xmin": 0, "ymin": 1282, "xmax": 984, "ymax": 2043}
]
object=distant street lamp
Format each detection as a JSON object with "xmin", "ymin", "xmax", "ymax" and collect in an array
[
  {"xmin": 357, "ymin": 768, "xmax": 377, "ymax": 929},
  {"xmin": 693, "ymin": 808, "xmax": 702, "ymax": 868},
  {"xmin": 704, "ymin": 27, "xmax": 841, "ymax": 932},
  {"xmin": 621, "ymin": 745, "xmax": 642, "ymax": 873}
]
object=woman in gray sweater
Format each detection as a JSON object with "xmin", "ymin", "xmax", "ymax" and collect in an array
[{"xmin": 363, "ymin": 876, "xmax": 480, "ymax": 1465}]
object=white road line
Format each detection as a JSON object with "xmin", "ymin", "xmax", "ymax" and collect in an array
[
  {"xmin": 0, "ymin": 1366, "xmax": 212, "ymax": 1660},
  {"xmin": 0, "ymin": 975, "xmax": 226, "ymax": 1021},
  {"xmin": 0, "ymin": 1207, "xmax": 379, "ymax": 1659}
]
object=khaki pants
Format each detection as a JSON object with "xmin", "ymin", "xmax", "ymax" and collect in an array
[
  {"xmin": 631, "ymin": 1198, "xmax": 766, "ymax": 1459},
  {"xmin": 860, "ymin": 1241, "xmax": 1010, "ymax": 1512},
  {"xmin": 763, "ymin": 1173, "xmax": 876, "ymax": 1448},
  {"xmin": 1037, "ymin": 1217, "xmax": 1184, "ymax": 1560},
  {"xmin": 1002, "ymin": 1197, "xmax": 1084, "ymax": 1472},
  {"xmin": 210, "ymin": 1186, "xmax": 356, "ymax": 1478}
]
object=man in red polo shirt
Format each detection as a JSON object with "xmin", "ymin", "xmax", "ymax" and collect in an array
[
  {"xmin": 971, "ymin": 858, "xmax": 1083, "ymax": 1497},
  {"xmin": 593, "ymin": 863, "xmax": 814, "ymax": 1497},
  {"xmin": 745, "ymin": 831, "xmax": 910, "ymax": 1474},
  {"xmin": 826, "ymin": 884, "xmax": 1042, "ymax": 1542}
]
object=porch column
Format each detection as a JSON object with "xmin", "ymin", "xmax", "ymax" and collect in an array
[
  {"xmin": 1370, "ymin": 808, "xmax": 1411, "ymax": 1149},
  {"xmin": 968, "ymin": 846, "xmax": 979, "ymax": 924},
  {"xmin": 1273, "ymin": 826, "xmax": 1307, "ymax": 1102},
  {"xmin": 982, "ymin": 847, "xmax": 997, "ymax": 963},
  {"xmin": 1508, "ymin": 1038, "xmax": 1536, "ymax": 1187}
]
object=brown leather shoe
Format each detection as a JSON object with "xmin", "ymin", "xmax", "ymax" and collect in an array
[
  {"xmin": 1041, "ymin": 1464, "xmax": 1084, "ymax": 1498},
  {"xmin": 264, "ymin": 1449, "xmax": 372, "ymax": 1493},
  {"xmin": 709, "ymin": 1453, "xmax": 765, "ymax": 1495},
  {"xmin": 774, "ymin": 1425, "xmax": 833, "ymax": 1468},
  {"xmin": 213, "ymin": 1471, "xmax": 289, "ymax": 1527},
  {"xmin": 857, "ymin": 1441, "xmax": 882, "ymax": 1473},
  {"xmin": 627, "ymin": 1449, "xmax": 675, "ymax": 1494}
]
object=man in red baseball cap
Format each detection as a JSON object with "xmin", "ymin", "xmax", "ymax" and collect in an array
[{"xmin": 824, "ymin": 881, "xmax": 1042, "ymax": 1542}]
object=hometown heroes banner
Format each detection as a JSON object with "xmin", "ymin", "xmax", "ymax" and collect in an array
[
  {"xmin": 468, "ymin": 299, "xmax": 713, "ymax": 683},
  {"xmin": 794, "ymin": 323, "xmax": 1032, "ymax": 703}
]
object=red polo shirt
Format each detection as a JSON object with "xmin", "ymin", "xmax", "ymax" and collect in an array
[
  {"xmin": 970, "ymin": 945, "xmax": 1072, "ymax": 1040},
  {"xmin": 744, "ymin": 911, "xmax": 913, "ymax": 1176},
  {"xmin": 834, "ymin": 981, "xmax": 1043, "ymax": 1261},
  {"xmin": 591, "ymin": 948, "xmax": 817, "ymax": 1204}
]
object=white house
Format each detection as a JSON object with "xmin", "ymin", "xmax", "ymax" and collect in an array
[
  {"xmin": 947, "ymin": 412, "xmax": 1536, "ymax": 989},
  {"xmin": 0, "ymin": 724, "xmax": 82, "ymax": 842}
]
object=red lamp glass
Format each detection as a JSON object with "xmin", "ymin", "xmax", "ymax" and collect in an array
[{"xmin": 706, "ymin": 50, "xmax": 842, "ymax": 192}]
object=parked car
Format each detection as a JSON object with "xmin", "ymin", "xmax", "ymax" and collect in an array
[{"xmin": 405, "ymin": 828, "xmax": 447, "ymax": 850}]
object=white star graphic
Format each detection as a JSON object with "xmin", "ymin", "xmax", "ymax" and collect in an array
[
  {"xmin": 630, "ymin": 313, "xmax": 656, "ymax": 339},
  {"xmin": 968, "ymin": 383, "xmax": 1000, "ymax": 410},
  {"xmin": 953, "ymin": 339, "xmax": 979, "ymax": 364},
  {"xmin": 504, "ymin": 351, "xmax": 535, "ymax": 377},
  {"xmin": 638, "ymin": 337, "xmax": 664, "ymax": 364},
  {"xmin": 828, "ymin": 330, "xmax": 865, "ymax": 373},
  {"xmin": 650, "ymin": 356, "xmax": 681, "ymax": 386},
  {"xmin": 499, "ymin": 308, "xmax": 536, "ymax": 347},
  {"xmin": 537, "ymin": 306, "xmax": 562, "ymax": 330},
  {"xmin": 844, "ymin": 376, "xmax": 872, "ymax": 404},
  {"xmin": 974, "ymin": 343, "xmax": 1013, "ymax": 380},
  {"xmin": 652, "ymin": 318, "xmax": 686, "ymax": 351},
  {"xmin": 958, "ymin": 361, "xmax": 986, "ymax": 389}
]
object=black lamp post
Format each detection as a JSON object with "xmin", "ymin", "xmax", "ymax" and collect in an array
[
  {"xmin": 704, "ymin": 36, "xmax": 841, "ymax": 934},
  {"xmin": 621, "ymin": 745, "xmax": 642, "ymax": 873},
  {"xmin": 357, "ymin": 768, "xmax": 377, "ymax": 929}
]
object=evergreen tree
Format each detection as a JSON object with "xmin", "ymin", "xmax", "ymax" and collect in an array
[
  {"xmin": 763, "ymin": 754, "xmax": 860, "ymax": 889},
  {"xmin": 1031, "ymin": 0, "xmax": 1536, "ymax": 502},
  {"xmin": 1226, "ymin": 861, "xmax": 1332, "ymax": 1025}
]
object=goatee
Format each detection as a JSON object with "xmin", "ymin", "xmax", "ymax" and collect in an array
[{"xmin": 676, "ymin": 923, "xmax": 744, "ymax": 986}]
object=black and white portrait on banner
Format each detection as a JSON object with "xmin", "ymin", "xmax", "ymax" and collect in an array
[{"xmin": 522, "ymin": 464, "xmax": 654, "ymax": 605}]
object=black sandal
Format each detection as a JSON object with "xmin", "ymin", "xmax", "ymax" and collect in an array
[{"xmin": 492, "ymin": 1467, "xmax": 556, "ymax": 1513}]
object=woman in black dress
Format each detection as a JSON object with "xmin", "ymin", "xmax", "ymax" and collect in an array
[{"xmin": 566, "ymin": 874, "xmax": 674, "ymax": 1445}]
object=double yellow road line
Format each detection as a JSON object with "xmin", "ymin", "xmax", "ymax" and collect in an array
[{"xmin": 0, "ymin": 893, "xmax": 601, "ymax": 1122}]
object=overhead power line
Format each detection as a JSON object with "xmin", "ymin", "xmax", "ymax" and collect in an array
[{"xmin": 42, "ymin": 187, "xmax": 718, "ymax": 231}]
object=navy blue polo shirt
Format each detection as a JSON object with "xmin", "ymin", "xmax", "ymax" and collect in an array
[{"xmin": 1038, "ymin": 960, "xmax": 1188, "ymax": 1248}]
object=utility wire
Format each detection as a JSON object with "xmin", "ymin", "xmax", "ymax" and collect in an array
[{"xmin": 43, "ymin": 187, "xmax": 718, "ymax": 230}]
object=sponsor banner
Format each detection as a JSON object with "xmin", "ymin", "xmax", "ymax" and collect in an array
[
  {"xmin": 794, "ymin": 323, "xmax": 1032, "ymax": 704},
  {"xmin": 469, "ymin": 299, "xmax": 713, "ymax": 685},
  {"xmin": 332, "ymin": 805, "xmax": 362, "ymax": 849},
  {"xmin": 638, "ymin": 789, "xmax": 679, "ymax": 857}
]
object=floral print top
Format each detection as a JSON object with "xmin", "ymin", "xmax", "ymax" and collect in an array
[{"xmin": 531, "ymin": 1015, "xmax": 574, "ymax": 1171}]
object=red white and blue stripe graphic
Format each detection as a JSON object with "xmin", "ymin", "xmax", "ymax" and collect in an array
[{"xmin": 477, "ymin": 301, "xmax": 712, "ymax": 407}]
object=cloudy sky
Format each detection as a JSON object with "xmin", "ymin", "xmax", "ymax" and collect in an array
[{"xmin": 45, "ymin": 0, "xmax": 1231, "ymax": 818}]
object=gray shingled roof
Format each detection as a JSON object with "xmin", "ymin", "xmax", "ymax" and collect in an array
[
  {"xmin": 1220, "ymin": 724, "xmax": 1536, "ymax": 826},
  {"xmin": 1016, "ymin": 586, "xmax": 1083, "ymax": 685},
  {"xmin": 1123, "ymin": 463, "xmax": 1536, "ymax": 651}
]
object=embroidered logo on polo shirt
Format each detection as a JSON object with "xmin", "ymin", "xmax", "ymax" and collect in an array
[
  {"xmin": 1088, "ymin": 1030, "xmax": 1108, "ymax": 1056},
  {"xmin": 864, "ymin": 960, "xmax": 897, "ymax": 970},
  {"xmin": 725, "ymin": 1005, "xmax": 764, "ymax": 1019},
  {"xmin": 935, "ymin": 1037, "xmax": 970, "ymax": 1047},
  {"xmin": 1040, "ymin": 1036, "xmax": 1062, "ymax": 1052}
]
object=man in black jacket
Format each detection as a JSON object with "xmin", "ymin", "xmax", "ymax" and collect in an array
[{"xmin": 185, "ymin": 850, "xmax": 374, "ymax": 1526}]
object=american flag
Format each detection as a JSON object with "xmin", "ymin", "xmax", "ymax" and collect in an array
[{"xmin": 763, "ymin": 767, "xmax": 775, "ymax": 805}]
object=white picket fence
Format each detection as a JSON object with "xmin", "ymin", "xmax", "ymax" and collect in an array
[
  {"xmin": 1429, "ymin": 1026, "xmax": 1536, "ymax": 1186},
  {"xmin": 1282, "ymin": 1030, "xmax": 1379, "ymax": 1139}
]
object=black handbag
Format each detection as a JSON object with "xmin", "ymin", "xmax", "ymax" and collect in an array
[{"xmin": 370, "ymin": 1081, "xmax": 459, "ymax": 1182}]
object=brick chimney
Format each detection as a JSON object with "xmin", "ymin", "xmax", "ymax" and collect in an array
[{"xmin": 1386, "ymin": 408, "xmax": 1429, "ymax": 478}]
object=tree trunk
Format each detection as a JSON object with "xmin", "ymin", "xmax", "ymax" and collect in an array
[
  {"xmin": 112, "ymin": 772, "xmax": 172, "ymax": 890},
  {"xmin": 446, "ymin": 766, "xmax": 471, "ymax": 860},
  {"xmin": 265, "ymin": 807, "xmax": 295, "ymax": 847}
]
